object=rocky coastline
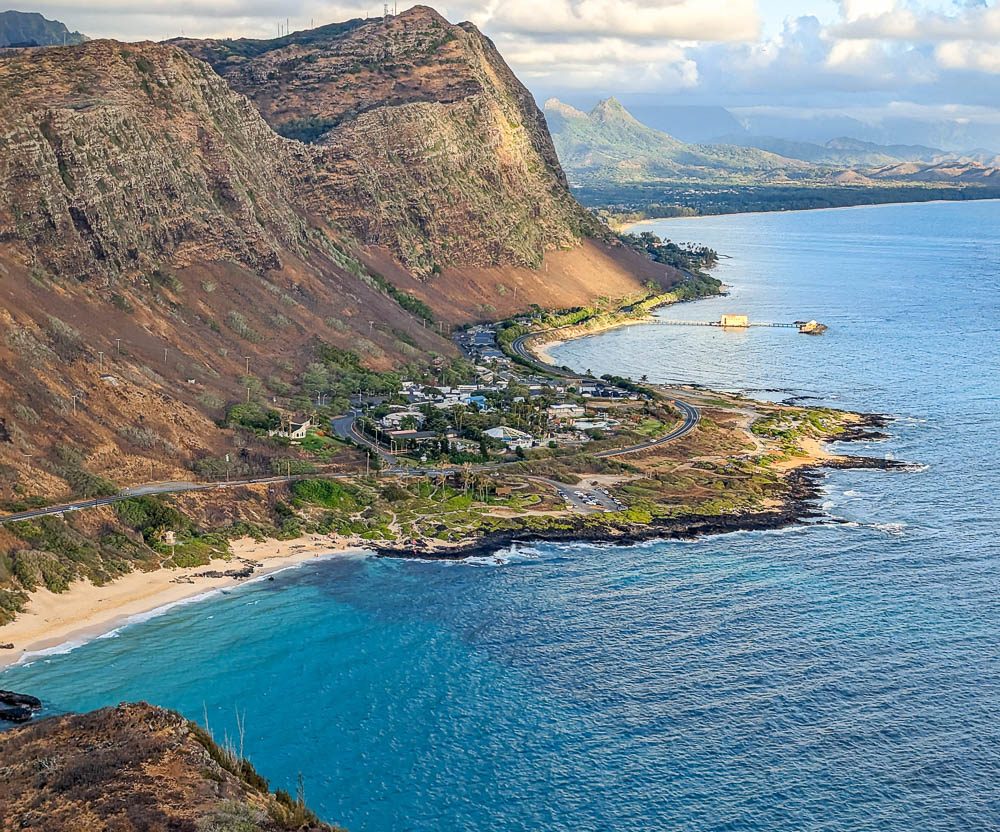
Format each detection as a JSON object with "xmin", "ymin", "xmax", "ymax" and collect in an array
[{"xmin": 373, "ymin": 441, "xmax": 908, "ymax": 562}]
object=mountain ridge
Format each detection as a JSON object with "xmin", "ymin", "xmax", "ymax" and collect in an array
[
  {"xmin": 546, "ymin": 96, "xmax": 1000, "ymax": 188},
  {"xmin": 0, "ymin": 10, "xmax": 683, "ymax": 506},
  {"xmin": 0, "ymin": 10, "xmax": 86, "ymax": 48},
  {"xmin": 175, "ymin": 6, "xmax": 601, "ymax": 275},
  {"xmin": 544, "ymin": 96, "xmax": 806, "ymax": 183}
]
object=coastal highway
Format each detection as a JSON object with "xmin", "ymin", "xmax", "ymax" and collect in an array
[
  {"xmin": 0, "ymin": 404, "xmax": 697, "ymax": 527},
  {"xmin": 0, "ymin": 474, "xmax": 347, "ymax": 527},
  {"xmin": 509, "ymin": 331, "xmax": 578, "ymax": 378},
  {"xmin": 594, "ymin": 398, "xmax": 700, "ymax": 457},
  {"xmin": 1, "ymin": 334, "xmax": 699, "ymax": 526},
  {"xmin": 509, "ymin": 329, "xmax": 702, "ymax": 456},
  {"xmin": 331, "ymin": 411, "xmax": 397, "ymax": 466}
]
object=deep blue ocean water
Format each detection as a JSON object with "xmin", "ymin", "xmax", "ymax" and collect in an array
[{"xmin": 3, "ymin": 201, "xmax": 1000, "ymax": 831}]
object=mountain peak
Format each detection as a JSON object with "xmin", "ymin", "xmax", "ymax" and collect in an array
[
  {"xmin": 590, "ymin": 97, "xmax": 639, "ymax": 125},
  {"xmin": 544, "ymin": 98, "xmax": 587, "ymax": 120}
]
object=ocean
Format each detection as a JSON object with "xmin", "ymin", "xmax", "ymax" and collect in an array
[{"xmin": 3, "ymin": 200, "xmax": 999, "ymax": 831}]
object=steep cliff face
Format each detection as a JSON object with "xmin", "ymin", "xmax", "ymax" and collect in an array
[
  {"xmin": 0, "ymin": 38, "xmax": 453, "ymax": 502},
  {"xmin": 0, "ymin": 703, "xmax": 339, "ymax": 831},
  {"xmin": 0, "ymin": 11, "xmax": 678, "ymax": 504},
  {"xmin": 0, "ymin": 39, "xmax": 315, "ymax": 283},
  {"xmin": 177, "ymin": 6, "xmax": 600, "ymax": 274}
]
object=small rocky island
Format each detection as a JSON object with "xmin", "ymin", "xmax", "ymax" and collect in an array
[{"xmin": 0, "ymin": 689, "xmax": 42, "ymax": 723}]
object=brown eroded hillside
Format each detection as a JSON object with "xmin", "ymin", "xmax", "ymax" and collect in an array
[
  {"xmin": 175, "ymin": 6, "xmax": 602, "ymax": 275},
  {"xmin": 0, "ymin": 702, "xmax": 340, "ymax": 831},
  {"xmin": 0, "ymin": 13, "xmax": 683, "ymax": 505},
  {"xmin": 0, "ymin": 39, "xmax": 317, "ymax": 282},
  {"xmin": 0, "ymin": 39, "xmax": 455, "ymax": 501}
]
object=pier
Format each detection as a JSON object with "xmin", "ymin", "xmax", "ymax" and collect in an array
[{"xmin": 655, "ymin": 315, "xmax": 826, "ymax": 334}]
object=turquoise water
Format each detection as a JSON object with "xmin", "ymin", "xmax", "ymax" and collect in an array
[{"xmin": 4, "ymin": 201, "xmax": 1000, "ymax": 831}]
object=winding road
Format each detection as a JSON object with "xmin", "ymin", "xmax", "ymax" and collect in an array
[
  {"xmin": 1, "ymin": 328, "xmax": 701, "ymax": 526},
  {"xmin": 509, "ymin": 330, "xmax": 701, "ymax": 456}
]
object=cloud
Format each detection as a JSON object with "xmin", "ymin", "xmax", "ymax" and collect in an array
[
  {"xmin": 21, "ymin": 0, "xmax": 1000, "ymax": 147},
  {"xmin": 832, "ymin": 1, "xmax": 1000, "ymax": 42},
  {"xmin": 936, "ymin": 40, "xmax": 1000, "ymax": 73},
  {"xmin": 462, "ymin": 0, "xmax": 760, "ymax": 42},
  {"xmin": 498, "ymin": 34, "xmax": 699, "ymax": 90}
]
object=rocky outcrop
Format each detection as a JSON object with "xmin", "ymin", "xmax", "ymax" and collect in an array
[
  {"xmin": 0, "ymin": 690, "xmax": 42, "ymax": 723},
  {"xmin": 0, "ymin": 702, "xmax": 340, "ymax": 830},
  {"xmin": 0, "ymin": 40, "xmax": 315, "ymax": 283},
  {"xmin": 177, "ymin": 6, "xmax": 601, "ymax": 274}
]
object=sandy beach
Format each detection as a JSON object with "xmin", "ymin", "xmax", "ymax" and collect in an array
[
  {"xmin": 0, "ymin": 534, "xmax": 367, "ymax": 670},
  {"xmin": 531, "ymin": 318, "xmax": 655, "ymax": 366}
]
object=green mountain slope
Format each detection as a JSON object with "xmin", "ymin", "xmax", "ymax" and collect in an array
[
  {"xmin": 0, "ymin": 10, "xmax": 86, "ymax": 47},
  {"xmin": 545, "ymin": 97, "xmax": 809, "ymax": 184}
]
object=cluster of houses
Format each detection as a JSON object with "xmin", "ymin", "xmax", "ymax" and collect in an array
[
  {"xmin": 267, "ymin": 322, "xmax": 646, "ymax": 461},
  {"xmin": 367, "ymin": 373, "xmax": 631, "ymax": 455}
]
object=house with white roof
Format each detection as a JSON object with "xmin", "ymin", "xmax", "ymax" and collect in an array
[{"xmin": 484, "ymin": 425, "xmax": 534, "ymax": 450}]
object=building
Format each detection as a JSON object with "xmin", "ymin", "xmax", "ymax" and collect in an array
[
  {"xmin": 268, "ymin": 418, "xmax": 311, "ymax": 440},
  {"xmin": 572, "ymin": 418, "xmax": 615, "ymax": 432},
  {"xmin": 462, "ymin": 394, "xmax": 489, "ymax": 411},
  {"xmin": 484, "ymin": 425, "xmax": 534, "ymax": 450},
  {"xmin": 387, "ymin": 429, "xmax": 457, "ymax": 447},
  {"xmin": 547, "ymin": 403, "xmax": 586, "ymax": 423},
  {"xmin": 379, "ymin": 410, "xmax": 425, "ymax": 429},
  {"xmin": 720, "ymin": 314, "xmax": 749, "ymax": 328}
]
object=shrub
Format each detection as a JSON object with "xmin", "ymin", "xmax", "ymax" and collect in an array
[
  {"xmin": 226, "ymin": 402, "xmax": 280, "ymax": 432},
  {"xmin": 149, "ymin": 268, "xmax": 182, "ymax": 292},
  {"xmin": 45, "ymin": 315, "xmax": 85, "ymax": 361},
  {"xmin": 197, "ymin": 802, "xmax": 263, "ymax": 832},
  {"xmin": 290, "ymin": 479, "xmax": 365, "ymax": 510},
  {"xmin": 226, "ymin": 311, "xmax": 261, "ymax": 343}
]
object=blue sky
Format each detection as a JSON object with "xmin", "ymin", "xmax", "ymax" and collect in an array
[{"xmin": 22, "ymin": 1, "xmax": 1000, "ymax": 148}]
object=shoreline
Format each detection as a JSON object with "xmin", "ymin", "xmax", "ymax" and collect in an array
[
  {"xmin": 620, "ymin": 195, "xmax": 1000, "ymax": 231},
  {"xmin": 0, "ymin": 284, "xmax": 897, "ymax": 677},
  {"xmin": 0, "ymin": 534, "xmax": 367, "ymax": 671},
  {"xmin": 527, "ymin": 285, "xmax": 729, "ymax": 366},
  {"xmin": 0, "ymin": 418, "xmax": 897, "ymax": 674},
  {"xmin": 532, "ymin": 317, "xmax": 651, "ymax": 365},
  {"xmin": 371, "ymin": 416, "xmax": 903, "ymax": 561}
]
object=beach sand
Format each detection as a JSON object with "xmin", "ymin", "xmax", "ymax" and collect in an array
[
  {"xmin": 0, "ymin": 534, "xmax": 366, "ymax": 670},
  {"xmin": 531, "ymin": 319, "xmax": 650, "ymax": 366}
]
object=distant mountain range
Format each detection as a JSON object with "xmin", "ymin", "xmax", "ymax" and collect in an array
[
  {"xmin": 544, "ymin": 97, "xmax": 812, "ymax": 184},
  {"xmin": 0, "ymin": 10, "xmax": 86, "ymax": 47},
  {"xmin": 719, "ymin": 134, "xmax": 1000, "ymax": 170},
  {"xmin": 600, "ymin": 101, "xmax": 1000, "ymax": 153},
  {"xmin": 544, "ymin": 97, "xmax": 1000, "ymax": 188}
]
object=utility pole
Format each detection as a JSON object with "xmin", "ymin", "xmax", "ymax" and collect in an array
[
  {"xmin": 244, "ymin": 356, "xmax": 251, "ymax": 375},
  {"xmin": 115, "ymin": 338, "xmax": 121, "ymax": 354},
  {"xmin": 71, "ymin": 393, "xmax": 79, "ymax": 414},
  {"xmin": 163, "ymin": 347, "xmax": 168, "ymax": 363},
  {"xmin": 369, "ymin": 320, "xmax": 375, "ymax": 335},
  {"xmin": 246, "ymin": 387, "xmax": 251, "ymax": 403},
  {"xmin": 97, "ymin": 351, "xmax": 104, "ymax": 372}
]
